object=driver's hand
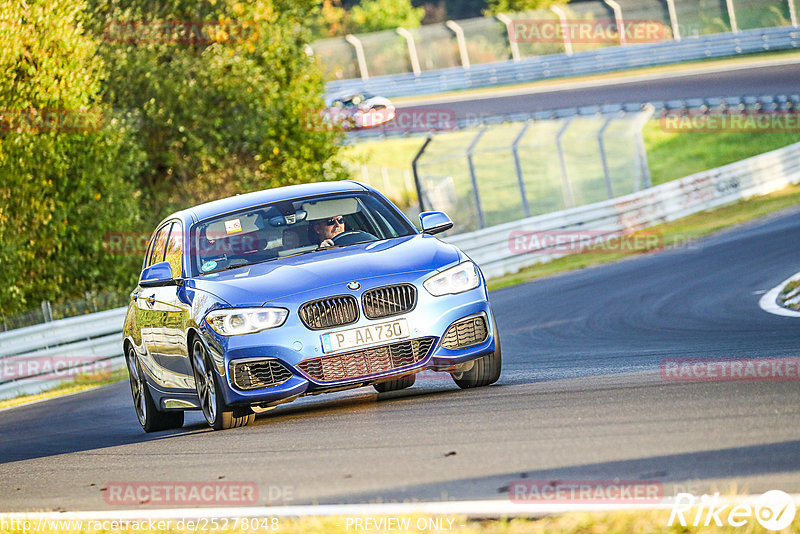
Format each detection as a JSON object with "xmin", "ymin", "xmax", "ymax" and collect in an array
[{"xmin": 317, "ymin": 239, "xmax": 335, "ymax": 249}]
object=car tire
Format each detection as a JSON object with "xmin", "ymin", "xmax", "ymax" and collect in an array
[
  {"xmin": 126, "ymin": 345, "xmax": 184, "ymax": 433},
  {"xmin": 451, "ymin": 318, "xmax": 502, "ymax": 389},
  {"xmin": 191, "ymin": 337, "xmax": 254, "ymax": 431},
  {"xmin": 373, "ymin": 373, "xmax": 415, "ymax": 393}
]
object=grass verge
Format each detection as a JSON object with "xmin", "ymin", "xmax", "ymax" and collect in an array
[
  {"xmin": 5, "ymin": 509, "xmax": 799, "ymax": 533},
  {"xmin": 780, "ymin": 279, "xmax": 800, "ymax": 310},
  {"xmin": 0, "ymin": 366, "xmax": 128, "ymax": 411},
  {"xmin": 487, "ymin": 182, "xmax": 800, "ymax": 291}
]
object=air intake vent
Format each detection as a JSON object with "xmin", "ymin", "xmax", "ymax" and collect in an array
[
  {"xmin": 298, "ymin": 337, "xmax": 435, "ymax": 383},
  {"xmin": 299, "ymin": 295, "xmax": 359, "ymax": 330},
  {"xmin": 362, "ymin": 284, "xmax": 417, "ymax": 319},
  {"xmin": 230, "ymin": 359, "xmax": 293, "ymax": 391},
  {"xmin": 441, "ymin": 315, "xmax": 488, "ymax": 350}
]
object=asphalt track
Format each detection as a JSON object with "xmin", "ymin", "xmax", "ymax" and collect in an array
[
  {"xmin": 400, "ymin": 62, "xmax": 800, "ymax": 119},
  {"xmin": 1, "ymin": 207, "xmax": 800, "ymax": 512}
]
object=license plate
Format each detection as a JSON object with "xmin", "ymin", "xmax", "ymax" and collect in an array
[{"xmin": 321, "ymin": 319, "xmax": 409, "ymax": 353}]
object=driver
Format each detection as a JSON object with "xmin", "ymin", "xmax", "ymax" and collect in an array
[{"xmin": 311, "ymin": 215, "xmax": 345, "ymax": 248}]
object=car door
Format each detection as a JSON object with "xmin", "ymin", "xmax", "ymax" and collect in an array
[
  {"xmin": 135, "ymin": 223, "xmax": 170, "ymax": 378},
  {"xmin": 145, "ymin": 221, "xmax": 194, "ymax": 389}
]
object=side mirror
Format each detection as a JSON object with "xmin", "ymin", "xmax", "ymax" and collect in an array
[
  {"xmin": 419, "ymin": 211, "xmax": 453, "ymax": 235},
  {"xmin": 139, "ymin": 261, "xmax": 175, "ymax": 287}
]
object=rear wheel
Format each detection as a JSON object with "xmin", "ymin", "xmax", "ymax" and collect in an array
[
  {"xmin": 126, "ymin": 345, "xmax": 184, "ymax": 432},
  {"xmin": 191, "ymin": 338, "xmax": 254, "ymax": 430},
  {"xmin": 451, "ymin": 319, "xmax": 502, "ymax": 389},
  {"xmin": 373, "ymin": 373, "xmax": 415, "ymax": 393}
]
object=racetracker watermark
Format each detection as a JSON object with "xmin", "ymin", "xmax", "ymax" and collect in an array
[
  {"xmin": 313, "ymin": 106, "xmax": 456, "ymax": 133},
  {"xmin": 104, "ymin": 231, "xmax": 264, "ymax": 257},
  {"xmin": 0, "ymin": 108, "xmax": 103, "ymax": 133},
  {"xmin": 660, "ymin": 110, "xmax": 800, "ymax": 132},
  {"xmin": 103, "ymin": 20, "xmax": 258, "ymax": 45},
  {"xmin": 103, "ymin": 482, "xmax": 263, "ymax": 506},
  {"xmin": 669, "ymin": 491, "xmax": 796, "ymax": 530},
  {"xmin": 509, "ymin": 19, "xmax": 667, "ymax": 43},
  {"xmin": 660, "ymin": 358, "xmax": 800, "ymax": 381},
  {"xmin": 508, "ymin": 230, "xmax": 701, "ymax": 255},
  {"xmin": 1, "ymin": 356, "xmax": 111, "ymax": 381},
  {"xmin": 509, "ymin": 480, "xmax": 663, "ymax": 503},
  {"xmin": 0, "ymin": 518, "xmax": 281, "ymax": 532}
]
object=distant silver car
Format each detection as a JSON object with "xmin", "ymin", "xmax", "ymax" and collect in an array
[{"xmin": 323, "ymin": 92, "xmax": 396, "ymax": 130}]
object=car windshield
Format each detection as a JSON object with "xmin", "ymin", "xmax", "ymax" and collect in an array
[{"xmin": 190, "ymin": 192, "xmax": 416, "ymax": 276}]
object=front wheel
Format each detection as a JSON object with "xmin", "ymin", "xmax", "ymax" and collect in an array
[
  {"xmin": 373, "ymin": 373, "xmax": 415, "ymax": 393},
  {"xmin": 451, "ymin": 319, "xmax": 502, "ymax": 389},
  {"xmin": 191, "ymin": 338, "xmax": 254, "ymax": 430},
  {"xmin": 126, "ymin": 346, "xmax": 184, "ymax": 433}
]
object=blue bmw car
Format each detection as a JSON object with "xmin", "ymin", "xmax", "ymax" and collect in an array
[{"xmin": 123, "ymin": 181, "xmax": 500, "ymax": 431}]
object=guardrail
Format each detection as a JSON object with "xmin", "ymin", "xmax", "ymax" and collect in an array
[
  {"xmin": 444, "ymin": 141, "xmax": 800, "ymax": 278},
  {"xmin": 326, "ymin": 27, "xmax": 800, "ymax": 99},
  {"xmin": 346, "ymin": 93, "xmax": 800, "ymax": 142},
  {"xmin": 0, "ymin": 307, "xmax": 126, "ymax": 400},
  {"xmin": 2, "ymin": 140, "xmax": 799, "ymax": 400}
]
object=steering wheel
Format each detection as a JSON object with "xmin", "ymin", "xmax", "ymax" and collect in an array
[{"xmin": 332, "ymin": 230, "xmax": 377, "ymax": 246}]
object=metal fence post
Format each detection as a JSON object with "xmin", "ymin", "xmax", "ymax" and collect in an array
[
  {"xmin": 665, "ymin": 0, "xmax": 681, "ymax": 40},
  {"xmin": 41, "ymin": 300, "xmax": 53, "ymax": 323},
  {"xmin": 726, "ymin": 0, "xmax": 739, "ymax": 33},
  {"xmin": 550, "ymin": 5, "xmax": 574, "ymax": 55},
  {"xmin": 603, "ymin": 0, "xmax": 627, "ymax": 45},
  {"xmin": 789, "ymin": 0, "xmax": 798, "ymax": 27},
  {"xmin": 597, "ymin": 116, "xmax": 615, "ymax": 199},
  {"xmin": 412, "ymin": 136, "xmax": 433, "ymax": 212},
  {"xmin": 445, "ymin": 20, "xmax": 471, "ymax": 68},
  {"xmin": 496, "ymin": 14, "xmax": 521, "ymax": 61},
  {"xmin": 631, "ymin": 105, "xmax": 655, "ymax": 190},
  {"xmin": 344, "ymin": 34, "xmax": 369, "ymax": 80},
  {"xmin": 397, "ymin": 28, "xmax": 422, "ymax": 76},
  {"xmin": 511, "ymin": 122, "xmax": 533, "ymax": 217},
  {"xmin": 467, "ymin": 128, "xmax": 488, "ymax": 228},
  {"xmin": 555, "ymin": 118, "xmax": 576, "ymax": 209}
]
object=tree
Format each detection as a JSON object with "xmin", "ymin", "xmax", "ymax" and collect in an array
[
  {"xmin": 484, "ymin": 0, "xmax": 567, "ymax": 16},
  {"xmin": 350, "ymin": 0, "xmax": 425, "ymax": 33},
  {"xmin": 85, "ymin": 0, "xmax": 349, "ymax": 223},
  {"xmin": 0, "ymin": 0, "xmax": 145, "ymax": 318}
]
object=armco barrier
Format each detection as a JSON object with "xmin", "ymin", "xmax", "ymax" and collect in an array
[
  {"xmin": 2, "ymin": 141, "xmax": 799, "ymax": 399},
  {"xmin": 0, "ymin": 307, "xmax": 127, "ymax": 400},
  {"xmin": 444, "ymin": 141, "xmax": 800, "ymax": 278},
  {"xmin": 326, "ymin": 27, "xmax": 800, "ymax": 99}
]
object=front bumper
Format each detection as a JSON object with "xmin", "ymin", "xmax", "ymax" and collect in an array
[{"xmin": 198, "ymin": 271, "xmax": 497, "ymax": 407}]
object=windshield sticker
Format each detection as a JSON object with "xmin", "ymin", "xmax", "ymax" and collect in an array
[
  {"xmin": 201, "ymin": 260, "xmax": 217, "ymax": 272},
  {"xmin": 224, "ymin": 218, "xmax": 242, "ymax": 234}
]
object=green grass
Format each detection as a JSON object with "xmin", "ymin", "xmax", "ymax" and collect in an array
[
  {"xmin": 644, "ymin": 123, "xmax": 800, "ymax": 185},
  {"xmin": 487, "ymin": 182, "xmax": 800, "ymax": 291}
]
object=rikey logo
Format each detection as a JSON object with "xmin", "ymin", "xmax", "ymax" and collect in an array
[{"xmin": 347, "ymin": 281, "xmax": 361, "ymax": 291}]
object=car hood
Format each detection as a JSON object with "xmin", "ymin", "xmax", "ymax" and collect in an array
[{"xmin": 189, "ymin": 234, "xmax": 462, "ymax": 306}]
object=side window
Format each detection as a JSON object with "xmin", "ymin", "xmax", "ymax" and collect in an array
[
  {"xmin": 164, "ymin": 222, "xmax": 184, "ymax": 279},
  {"xmin": 147, "ymin": 223, "xmax": 171, "ymax": 268},
  {"xmin": 142, "ymin": 233, "xmax": 157, "ymax": 271}
]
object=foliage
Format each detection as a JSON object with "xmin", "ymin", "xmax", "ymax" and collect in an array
[
  {"xmin": 85, "ymin": 0, "xmax": 349, "ymax": 221},
  {"xmin": 350, "ymin": 0, "xmax": 425, "ymax": 33},
  {"xmin": 0, "ymin": 0, "xmax": 145, "ymax": 318},
  {"xmin": 311, "ymin": 0, "xmax": 425, "ymax": 39},
  {"xmin": 483, "ymin": 0, "xmax": 567, "ymax": 16}
]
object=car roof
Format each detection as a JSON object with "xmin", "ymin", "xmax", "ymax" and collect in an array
[{"xmin": 165, "ymin": 180, "xmax": 371, "ymax": 226}]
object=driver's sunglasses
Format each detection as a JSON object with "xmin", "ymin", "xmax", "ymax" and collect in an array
[{"xmin": 326, "ymin": 217, "xmax": 345, "ymax": 226}]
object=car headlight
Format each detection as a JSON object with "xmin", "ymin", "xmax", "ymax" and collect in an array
[
  {"xmin": 205, "ymin": 308, "xmax": 288, "ymax": 336},
  {"xmin": 423, "ymin": 261, "xmax": 480, "ymax": 296}
]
